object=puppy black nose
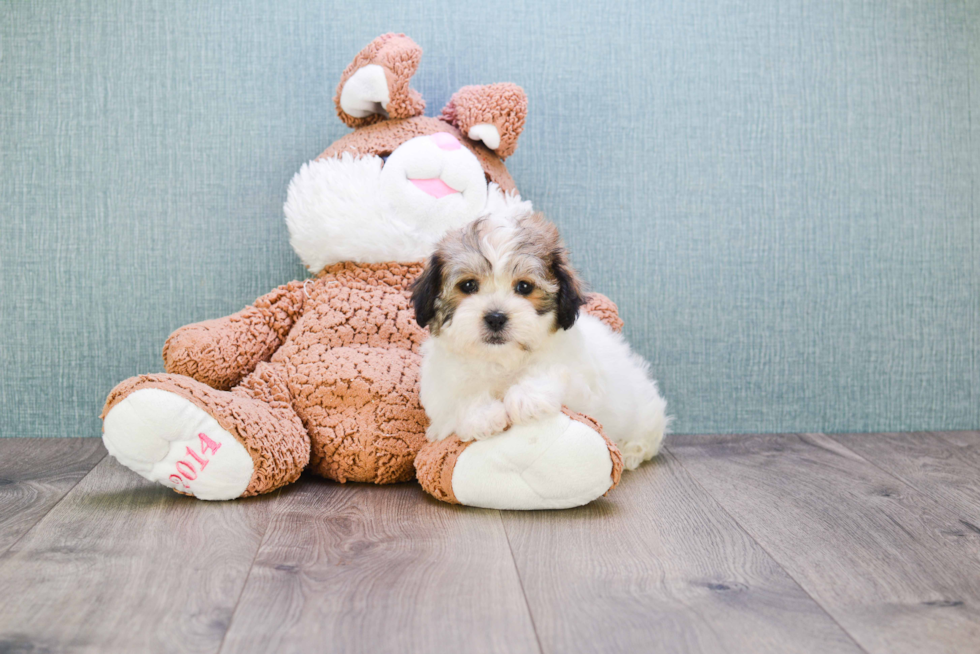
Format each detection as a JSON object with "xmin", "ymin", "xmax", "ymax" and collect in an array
[{"xmin": 483, "ymin": 311, "xmax": 508, "ymax": 332}]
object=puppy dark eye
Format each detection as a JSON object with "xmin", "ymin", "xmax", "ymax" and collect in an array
[
  {"xmin": 458, "ymin": 279, "xmax": 479, "ymax": 294},
  {"xmin": 515, "ymin": 281, "xmax": 534, "ymax": 296}
]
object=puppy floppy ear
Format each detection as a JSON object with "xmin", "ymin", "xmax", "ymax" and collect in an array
[
  {"xmin": 550, "ymin": 248, "xmax": 586, "ymax": 330},
  {"xmin": 411, "ymin": 253, "xmax": 444, "ymax": 329}
]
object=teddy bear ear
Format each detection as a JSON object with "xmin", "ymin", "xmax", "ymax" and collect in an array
[
  {"xmin": 334, "ymin": 33, "xmax": 426, "ymax": 128},
  {"xmin": 440, "ymin": 83, "xmax": 527, "ymax": 159}
]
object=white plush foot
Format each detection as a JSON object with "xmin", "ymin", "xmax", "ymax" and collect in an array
[
  {"xmin": 451, "ymin": 412, "xmax": 614, "ymax": 510},
  {"xmin": 102, "ymin": 389, "xmax": 254, "ymax": 500}
]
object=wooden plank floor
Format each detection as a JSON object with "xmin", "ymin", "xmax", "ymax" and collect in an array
[{"xmin": 0, "ymin": 433, "xmax": 978, "ymax": 653}]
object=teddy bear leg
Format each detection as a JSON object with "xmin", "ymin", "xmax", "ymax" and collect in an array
[
  {"xmin": 101, "ymin": 362, "xmax": 310, "ymax": 500},
  {"xmin": 296, "ymin": 345, "xmax": 428, "ymax": 485},
  {"xmin": 415, "ymin": 409, "xmax": 624, "ymax": 510}
]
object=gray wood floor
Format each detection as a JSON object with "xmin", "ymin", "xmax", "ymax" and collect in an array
[{"xmin": 0, "ymin": 433, "xmax": 977, "ymax": 654}]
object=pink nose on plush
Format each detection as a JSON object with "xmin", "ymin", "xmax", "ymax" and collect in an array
[
  {"xmin": 410, "ymin": 178, "xmax": 459, "ymax": 198},
  {"xmin": 431, "ymin": 132, "xmax": 461, "ymax": 150}
]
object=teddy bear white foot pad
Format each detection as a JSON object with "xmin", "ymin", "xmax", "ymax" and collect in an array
[
  {"xmin": 102, "ymin": 388, "xmax": 254, "ymax": 500},
  {"xmin": 451, "ymin": 412, "xmax": 615, "ymax": 510}
]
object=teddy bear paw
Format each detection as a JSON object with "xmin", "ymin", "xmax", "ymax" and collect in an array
[
  {"xmin": 438, "ymin": 411, "xmax": 617, "ymax": 510},
  {"xmin": 102, "ymin": 388, "xmax": 254, "ymax": 500}
]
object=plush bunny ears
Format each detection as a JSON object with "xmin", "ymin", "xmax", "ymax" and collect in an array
[
  {"xmin": 335, "ymin": 33, "xmax": 425, "ymax": 128},
  {"xmin": 334, "ymin": 34, "xmax": 527, "ymax": 160},
  {"xmin": 440, "ymin": 83, "xmax": 527, "ymax": 160}
]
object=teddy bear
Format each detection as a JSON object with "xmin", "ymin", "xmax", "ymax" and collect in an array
[{"xmin": 101, "ymin": 33, "xmax": 629, "ymax": 509}]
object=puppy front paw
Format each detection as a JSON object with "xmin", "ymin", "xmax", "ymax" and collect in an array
[
  {"xmin": 425, "ymin": 425, "xmax": 447, "ymax": 442},
  {"xmin": 456, "ymin": 400, "xmax": 510, "ymax": 442},
  {"xmin": 504, "ymin": 382, "xmax": 562, "ymax": 425}
]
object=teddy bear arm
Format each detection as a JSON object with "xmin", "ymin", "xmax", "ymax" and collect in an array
[
  {"xmin": 162, "ymin": 280, "xmax": 306, "ymax": 390},
  {"xmin": 583, "ymin": 293, "xmax": 624, "ymax": 333}
]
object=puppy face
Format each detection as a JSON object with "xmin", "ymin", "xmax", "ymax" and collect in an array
[{"xmin": 412, "ymin": 212, "xmax": 585, "ymax": 362}]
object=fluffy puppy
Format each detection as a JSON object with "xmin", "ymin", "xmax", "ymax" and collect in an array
[{"xmin": 411, "ymin": 210, "xmax": 668, "ymax": 470}]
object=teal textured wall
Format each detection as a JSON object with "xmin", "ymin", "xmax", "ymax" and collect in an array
[{"xmin": 1, "ymin": 0, "xmax": 978, "ymax": 437}]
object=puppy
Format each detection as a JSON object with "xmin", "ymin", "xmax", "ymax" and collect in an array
[{"xmin": 411, "ymin": 210, "xmax": 668, "ymax": 470}]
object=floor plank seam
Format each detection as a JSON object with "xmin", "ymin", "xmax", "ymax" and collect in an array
[
  {"xmin": 662, "ymin": 445, "xmax": 873, "ymax": 654},
  {"xmin": 821, "ymin": 432, "xmax": 980, "ymax": 543},
  {"xmin": 821, "ymin": 433, "xmax": 942, "ymax": 503},
  {"xmin": 215, "ymin": 487, "xmax": 284, "ymax": 654},
  {"xmin": 931, "ymin": 430, "xmax": 980, "ymax": 450},
  {"xmin": 498, "ymin": 511, "xmax": 545, "ymax": 654},
  {"xmin": 0, "ymin": 451, "xmax": 108, "ymax": 558}
]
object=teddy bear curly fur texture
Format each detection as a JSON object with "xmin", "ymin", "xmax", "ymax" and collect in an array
[
  {"xmin": 100, "ymin": 33, "xmax": 628, "ymax": 504},
  {"xmin": 103, "ymin": 260, "xmax": 623, "ymax": 495}
]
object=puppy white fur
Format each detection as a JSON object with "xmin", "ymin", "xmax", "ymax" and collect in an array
[{"xmin": 412, "ymin": 210, "xmax": 668, "ymax": 470}]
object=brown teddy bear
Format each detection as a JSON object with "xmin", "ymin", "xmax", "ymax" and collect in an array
[{"xmin": 101, "ymin": 34, "xmax": 627, "ymax": 509}]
